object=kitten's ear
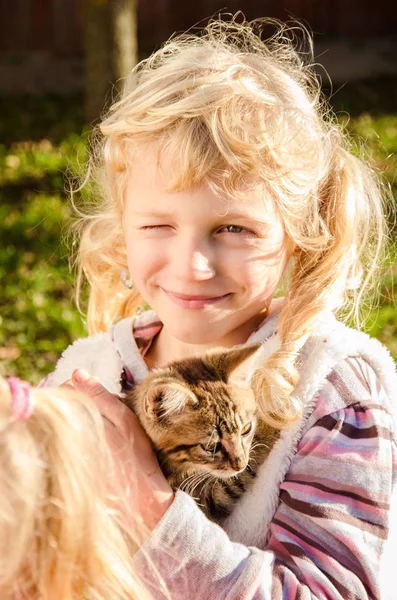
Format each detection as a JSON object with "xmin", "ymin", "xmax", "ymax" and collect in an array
[
  {"xmin": 222, "ymin": 344, "xmax": 266, "ymax": 387},
  {"xmin": 144, "ymin": 380, "xmax": 196, "ymax": 420}
]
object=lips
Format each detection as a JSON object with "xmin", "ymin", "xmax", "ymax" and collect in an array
[
  {"xmin": 168, "ymin": 291, "xmax": 223, "ymax": 301},
  {"xmin": 162, "ymin": 288, "xmax": 230, "ymax": 309}
]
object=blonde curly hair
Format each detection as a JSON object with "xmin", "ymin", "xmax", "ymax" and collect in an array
[
  {"xmin": 0, "ymin": 377, "xmax": 156, "ymax": 600},
  {"xmin": 74, "ymin": 15, "xmax": 386, "ymax": 426}
]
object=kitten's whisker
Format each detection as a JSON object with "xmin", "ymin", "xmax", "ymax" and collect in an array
[
  {"xmin": 180, "ymin": 478, "xmax": 195, "ymax": 495},
  {"xmin": 206, "ymin": 428, "xmax": 218, "ymax": 452},
  {"xmin": 170, "ymin": 465, "xmax": 199, "ymax": 491},
  {"xmin": 250, "ymin": 442, "xmax": 271, "ymax": 452},
  {"xmin": 190, "ymin": 472, "xmax": 212, "ymax": 497},
  {"xmin": 186, "ymin": 473, "xmax": 206, "ymax": 494},
  {"xmin": 183, "ymin": 472, "xmax": 212, "ymax": 498},
  {"xmin": 159, "ymin": 456, "xmax": 172, "ymax": 470},
  {"xmin": 210, "ymin": 475, "xmax": 220, "ymax": 497},
  {"xmin": 179, "ymin": 472, "xmax": 201, "ymax": 492},
  {"xmin": 180, "ymin": 471, "xmax": 207, "ymax": 494}
]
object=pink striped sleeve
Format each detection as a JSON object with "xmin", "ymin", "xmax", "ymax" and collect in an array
[{"xmin": 267, "ymin": 357, "xmax": 396, "ymax": 599}]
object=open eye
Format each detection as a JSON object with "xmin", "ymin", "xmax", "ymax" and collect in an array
[
  {"xmin": 218, "ymin": 224, "xmax": 254, "ymax": 235},
  {"xmin": 223, "ymin": 225, "xmax": 245, "ymax": 234},
  {"xmin": 241, "ymin": 422, "xmax": 252, "ymax": 436},
  {"xmin": 200, "ymin": 442, "xmax": 222, "ymax": 455}
]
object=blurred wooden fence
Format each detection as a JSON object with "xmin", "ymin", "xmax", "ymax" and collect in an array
[
  {"xmin": 0, "ymin": 0, "xmax": 82, "ymax": 55},
  {"xmin": 0, "ymin": 0, "xmax": 396, "ymax": 58}
]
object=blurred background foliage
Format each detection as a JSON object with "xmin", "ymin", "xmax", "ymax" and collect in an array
[{"xmin": 0, "ymin": 76, "xmax": 396, "ymax": 384}]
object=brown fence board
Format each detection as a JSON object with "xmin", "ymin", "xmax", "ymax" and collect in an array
[
  {"xmin": 0, "ymin": 0, "xmax": 31, "ymax": 52},
  {"xmin": 30, "ymin": 0, "xmax": 53, "ymax": 51},
  {"xmin": 1, "ymin": 0, "xmax": 396, "ymax": 57},
  {"xmin": 52, "ymin": 0, "xmax": 82, "ymax": 56}
]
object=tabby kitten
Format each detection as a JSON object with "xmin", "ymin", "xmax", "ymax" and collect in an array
[{"xmin": 125, "ymin": 344, "xmax": 280, "ymax": 524}]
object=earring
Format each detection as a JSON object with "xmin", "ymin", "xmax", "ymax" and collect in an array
[{"xmin": 120, "ymin": 269, "xmax": 134, "ymax": 289}]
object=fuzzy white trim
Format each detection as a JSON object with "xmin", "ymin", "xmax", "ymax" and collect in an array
[{"xmin": 48, "ymin": 332, "xmax": 124, "ymax": 395}]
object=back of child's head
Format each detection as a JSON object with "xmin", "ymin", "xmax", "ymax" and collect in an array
[
  {"xmin": 76, "ymin": 15, "xmax": 387, "ymax": 425},
  {"xmin": 0, "ymin": 377, "xmax": 148, "ymax": 600}
]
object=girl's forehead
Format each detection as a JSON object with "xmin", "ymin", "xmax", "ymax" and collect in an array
[
  {"xmin": 126, "ymin": 179, "xmax": 280, "ymax": 228},
  {"xmin": 125, "ymin": 151, "xmax": 281, "ymax": 223}
]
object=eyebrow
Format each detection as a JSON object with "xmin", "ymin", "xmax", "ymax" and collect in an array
[
  {"xmin": 130, "ymin": 209, "xmax": 272, "ymax": 226},
  {"xmin": 216, "ymin": 211, "xmax": 271, "ymax": 225},
  {"xmin": 129, "ymin": 209, "xmax": 177, "ymax": 219}
]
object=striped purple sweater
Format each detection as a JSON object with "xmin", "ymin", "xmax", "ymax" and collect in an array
[
  {"xmin": 127, "ymin": 311, "xmax": 397, "ymax": 600},
  {"xmin": 268, "ymin": 357, "xmax": 394, "ymax": 599}
]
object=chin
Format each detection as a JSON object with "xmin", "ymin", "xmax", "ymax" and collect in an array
[{"xmin": 169, "ymin": 324, "xmax": 224, "ymax": 345}]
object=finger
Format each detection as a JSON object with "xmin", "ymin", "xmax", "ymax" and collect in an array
[
  {"xmin": 60, "ymin": 379, "xmax": 75, "ymax": 390},
  {"xmin": 72, "ymin": 369, "xmax": 111, "ymax": 399},
  {"xmin": 72, "ymin": 369, "xmax": 129, "ymax": 428}
]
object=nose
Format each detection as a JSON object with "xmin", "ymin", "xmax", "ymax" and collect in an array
[
  {"xmin": 229, "ymin": 453, "xmax": 247, "ymax": 473},
  {"xmin": 172, "ymin": 238, "xmax": 215, "ymax": 282},
  {"xmin": 223, "ymin": 437, "xmax": 248, "ymax": 472}
]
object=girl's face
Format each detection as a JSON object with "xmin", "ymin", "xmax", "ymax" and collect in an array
[{"xmin": 123, "ymin": 152, "xmax": 291, "ymax": 347}]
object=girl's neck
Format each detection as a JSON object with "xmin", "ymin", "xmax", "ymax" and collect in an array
[
  {"xmin": 144, "ymin": 298, "xmax": 284, "ymax": 369},
  {"xmin": 144, "ymin": 332, "xmax": 222, "ymax": 369}
]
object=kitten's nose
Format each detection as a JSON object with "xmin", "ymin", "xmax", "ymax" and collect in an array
[{"xmin": 230, "ymin": 455, "xmax": 247, "ymax": 472}]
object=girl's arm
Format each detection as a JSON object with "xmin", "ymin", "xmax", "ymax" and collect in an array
[
  {"xmin": 73, "ymin": 359, "xmax": 396, "ymax": 600},
  {"xmin": 69, "ymin": 369, "xmax": 174, "ymax": 539}
]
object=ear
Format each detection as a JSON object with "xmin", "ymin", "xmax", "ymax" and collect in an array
[
  {"xmin": 223, "ymin": 344, "xmax": 266, "ymax": 388},
  {"xmin": 144, "ymin": 379, "xmax": 197, "ymax": 420}
]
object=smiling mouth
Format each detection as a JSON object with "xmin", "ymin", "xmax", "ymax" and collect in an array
[{"xmin": 162, "ymin": 289, "xmax": 230, "ymax": 309}]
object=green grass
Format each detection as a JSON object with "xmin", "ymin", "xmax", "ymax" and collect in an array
[
  {"xmin": 0, "ymin": 79, "xmax": 396, "ymax": 384},
  {"xmin": 361, "ymin": 244, "xmax": 397, "ymax": 359},
  {"xmin": 328, "ymin": 79, "xmax": 397, "ymax": 360},
  {"xmin": 0, "ymin": 95, "xmax": 90, "ymax": 382}
]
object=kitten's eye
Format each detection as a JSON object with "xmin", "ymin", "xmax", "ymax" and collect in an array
[
  {"xmin": 241, "ymin": 422, "xmax": 252, "ymax": 436},
  {"xmin": 200, "ymin": 442, "xmax": 222, "ymax": 455}
]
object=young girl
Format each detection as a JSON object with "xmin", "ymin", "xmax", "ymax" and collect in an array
[
  {"xmin": 0, "ymin": 376, "xmax": 155, "ymax": 600},
  {"xmin": 48, "ymin": 16, "xmax": 397, "ymax": 599}
]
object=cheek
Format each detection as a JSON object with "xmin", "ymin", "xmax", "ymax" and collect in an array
[
  {"xmin": 247, "ymin": 235, "xmax": 290, "ymax": 291},
  {"xmin": 126, "ymin": 239, "xmax": 165, "ymax": 282},
  {"xmin": 239, "ymin": 253, "xmax": 288, "ymax": 297}
]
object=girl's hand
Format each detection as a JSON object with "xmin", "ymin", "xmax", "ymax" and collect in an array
[{"xmin": 65, "ymin": 369, "xmax": 174, "ymax": 540}]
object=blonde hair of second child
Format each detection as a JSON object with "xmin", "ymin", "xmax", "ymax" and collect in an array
[{"xmin": 0, "ymin": 376, "xmax": 162, "ymax": 600}]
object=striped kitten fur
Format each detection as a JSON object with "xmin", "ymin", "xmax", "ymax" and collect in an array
[{"xmin": 125, "ymin": 344, "xmax": 280, "ymax": 524}]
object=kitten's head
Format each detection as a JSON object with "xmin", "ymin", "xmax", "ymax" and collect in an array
[{"xmin": 133, "ymin": 344, "xmax": 269, "ymax": 479}]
